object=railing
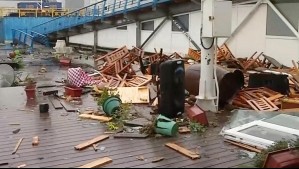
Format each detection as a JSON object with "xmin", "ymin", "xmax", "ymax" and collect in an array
[
  {"xmin": 31, "ymin": 31, "xmax": 50, "ymax": 47},
  {"xmin": 0, "ymin": 8, "xmax": 69, "ymax": 17},
  {"xmin": 32, "ymin": 0, "xmax": 171, "ymax": 34},
  {"xmin": 12, "ymin": 29, "xmax": 34, "ymax": 52}
]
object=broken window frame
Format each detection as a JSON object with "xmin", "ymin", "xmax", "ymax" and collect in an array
[{"xmin": 222, "ymin": 118, "xmax": 299, "ymax": 149}]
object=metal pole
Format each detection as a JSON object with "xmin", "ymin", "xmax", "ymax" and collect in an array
[{"xmin": 196, "ymin": 0, "xmax": 217, "ymax": 112}]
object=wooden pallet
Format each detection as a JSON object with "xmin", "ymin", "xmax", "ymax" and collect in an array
[
  {"xmin": 126, "ymin": 75, "xmax": 152, "ymax": 87},
  {"xmin": 246, "ymin": 97, "xmax": 279, "ymax": 111}
]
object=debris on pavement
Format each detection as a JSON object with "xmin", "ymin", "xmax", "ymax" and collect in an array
[
  {"xmin": 78, "ymin": 157, "xmax": 112, "ymax": 168},
  {"xmin": 151, "ymin": 157, "xmax": 165, "ymax": 163},
  {"xmin": 165, "ymin": 143, "xmax": 200, "ymax": 160},
  {"xmin": 32, "ymin": 136, "xmax": 40, "ymax": 146},
  {"xmin": 12, "ymin": 138, "xmax": 24, "ymax": 155},
  {"xmin": 74, "ymin": 135, "xmax": 109, "ymax": 150}
]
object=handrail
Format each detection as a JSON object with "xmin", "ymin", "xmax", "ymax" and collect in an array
[
  {"xmin": 33, "ymin": 0, "xmax": 105, "ymax": 28},
  {"xmin": 32, "ymin": 0, "xmax": 171, "ymax": 30},
  {"xmin": 32, "ymin": 0, "xmax": 171, "ymax": 33},
  {"xmin": 31, "ymin": 30, "xmax": 47, "ymax": 37},
  {"xmin": 12, "ymin": 29, "xmax": 34, "ymax": 52},
  {"xmin": 12, "ymin": 29, "xmax": 34, "ymax": 38}
]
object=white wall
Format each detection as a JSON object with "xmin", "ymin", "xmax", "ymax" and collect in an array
[
  {"xmin": 68, "ymin": 2, "xmax": 299, "ymax": 66},
  {"xmin": 227, "ymin": 4, "xmax": 267, "ymax": 58},
  {"xmin": 69, "ymin": 32, "xmax": 94, "ymax": 46},
  {"xmin": 265, "ymin": 37, "xmax": 299, "ymax": 66},
  {"xmin": 98, "ymin": 23, "xmax": 136, "ymax": 49}
]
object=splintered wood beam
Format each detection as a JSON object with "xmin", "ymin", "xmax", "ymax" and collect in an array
[
  {"xmin": 78, "ymin": 157, "xmax": 112, "ymax": 168},
  {"xmin": 74, "ymin": 135, "xmax": 109, "ymax": 150},
  {"xmin": 12, "ymin": 138, "xmax": 24, "ymax": 155},
  {"xmin": 165, "ymin": 143, "xmax": 200, "ymax": 160}
]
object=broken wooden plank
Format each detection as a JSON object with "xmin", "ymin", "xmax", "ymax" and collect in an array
[
  {"xmin": 268, "ymin": 93, "xmax": 284, "ymax": 101},
  {"xmin": 32, "ymin": 136, "xmax": 39, "ymax": 146},
  {"xmin": 113, "ymin": 133, "xmax": 149, "ymax": 139},
  {"xmin": 17, "ymin": 164, "xmax": 26, "ymax": 168},
  {"xmin": 78, "ymin": 157, "xmax": 112, "ymax": 168},
  {"xmin": 74, "ymin": 135, "xmax": 109, "ymax": 150},
  {"xmin": 165, "ymin": 143, "xmax": 200, "ymax": 160},
  {"xmin": 12, "ymin": 138, "xmax": 24, "ymax": 154},
  {"xmin": 79, "ymin": 114, "xmax": 112, "ymax": 122},
  {"xmin": 49, "ymin": 96, "xmax": 63, "ymax": 109},
  {"xmin": 224, "ymin": 139, "xmax": 262, "ymax": 153},
  {"xmin": 61, "ymin": 101, "xmax": 77, "ymax": 112}
]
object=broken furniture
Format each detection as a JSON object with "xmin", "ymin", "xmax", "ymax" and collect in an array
[{"xmin": 232, "ymin": 87, "xmax": 284, "ymax": 110}]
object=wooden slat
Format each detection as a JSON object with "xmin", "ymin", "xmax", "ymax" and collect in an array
[
  {"xmin": 246, "ymin": 97, "xmax": 279, "ymax": 111},
  {"xmin": 165, "ymin": 143, "xmax": 200, "ymax": 160},
  {"xmin": 224, "ymin": 139, "xmax": 262, "ymax": 153},
  {"xmin": 78, "ymin": 157, "xmax": 112, "ymax": 168},
  {"xmin": 12, "ymin": 138, "xmax": 24, "ymax": 155},
  {"xmin": 74, "ymin": 135, "xmax": 109, "ymax": 150},
  {"xmin": 49, "ymin": 96, "xmax": 63, "ymax": 109},
  {"xmin": 268, "ymin": 94, "xmax": 284, "ymax": 101},
  {"xmin": 114, "ymin": 133, "xmax": 149, "ymax": 138},
  {"xmin": 79, "ymin": 114, "xmax": 112, "ymax": 122},
  {"xmin": 61, "ymin": 101, "xmax": 77, "ymax": 112}
]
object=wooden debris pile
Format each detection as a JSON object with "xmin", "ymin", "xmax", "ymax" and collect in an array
[
  {"xmin": 94, "ymin": 46, "xmax": 184, "ymax": 89},
  {"xmin": 232, "ymin": 87, "xmax": 284, "ymax": 111},
  {"xmin": 94, "ymin": 46, "xmax": 152, "ymax": 88},
  {"xmin": 188, "ymin": 43, "xmax": 288, "ymax": 71}
]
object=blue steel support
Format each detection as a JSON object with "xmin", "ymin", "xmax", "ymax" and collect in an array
[
  {"xmin": 18, "ymin": 33, "xmax": 22, "ymax": 42},
  {"xmin": 112, "ymin": 0, "xmax": 116, "ymax": 15},
  {"xmin": 93, "ymin": 4, "xmax": 97, "ymax": 17},
  {"xmin": 124, "ymin": 0, "xmax": 128, "ymax": 12},
  {"xmin": 101, "ymin": 0, "xmax": 107, "ymax": 20},
  {"xmin": 137, "ymin": 0, "xmax": 141, "ymax": 8},
  {"xmin": 24, "ymin": 34, "xmax": 27, "ymax": 46}
]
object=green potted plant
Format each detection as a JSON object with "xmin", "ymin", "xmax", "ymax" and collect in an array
[{"xmin": 24, "ymin": 76, "xmax": 36, "ymax": 99}]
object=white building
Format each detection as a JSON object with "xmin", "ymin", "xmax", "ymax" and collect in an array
[{"xmin": 67, "ymin": 0, "xmax": 299, "ymax": 67}]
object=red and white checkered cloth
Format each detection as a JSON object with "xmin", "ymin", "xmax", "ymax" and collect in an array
[{"xmin": 67, "ymin": 67, "xmax": 102, "ymax": 87}]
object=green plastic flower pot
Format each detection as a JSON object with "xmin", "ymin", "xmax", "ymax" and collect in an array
[
  {"xmin": 102, "ymin": 96, "xmax": 121, "ymax": 116},
  {"xmin": 155, "ymin": 115, "xmax": 179, "ymax": 137}
]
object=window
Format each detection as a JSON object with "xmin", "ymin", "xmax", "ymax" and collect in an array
[
  {"xmin": 117, "ymin": 26, "xmax": 127, "ymax": 30},
  {"xmin": 141, "ymin": 21, "xmax": 154, "ymax": 31},
  {"xmin": 172, "ymin": 14, "xmax": 189, "ymax": 32},
  {"xmin": 266, "ymin": 2, "xmax": 299, "ymax": 37}
]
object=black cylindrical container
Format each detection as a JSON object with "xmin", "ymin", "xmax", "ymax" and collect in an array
[{"xmin": 39, "ymin": 103, "xmax": 49, "ymax": 113}]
